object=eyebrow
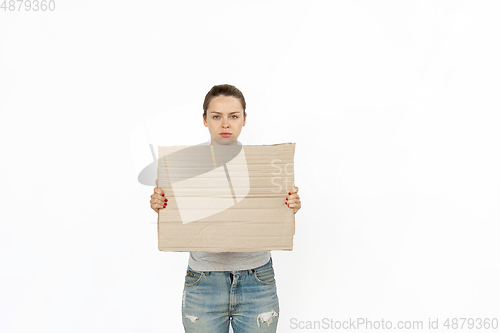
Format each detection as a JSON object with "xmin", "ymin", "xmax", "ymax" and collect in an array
[{"xmin": 209, "ymin": 111, "xmax": 242, "ymax": 114}]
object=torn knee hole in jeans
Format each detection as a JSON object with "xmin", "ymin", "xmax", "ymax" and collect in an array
[
  {"xmin": 185, "ymin": 315, "xmax": 198, "ymax": 323},
  {"xmin": 257, "ymin": 310, "xmax": 278, "ymax": 327}
]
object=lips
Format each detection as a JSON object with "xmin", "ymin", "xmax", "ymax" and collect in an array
[{"xmin": 220, "ymin": 133, "xmax": 232, "ymax": 137}]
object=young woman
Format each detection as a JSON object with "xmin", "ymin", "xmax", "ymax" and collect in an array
[{"xmin": 150, "ymin": 84, "xmax": 301, "ymax": 333}]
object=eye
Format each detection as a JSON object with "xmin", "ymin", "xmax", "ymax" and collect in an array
[
  {"xmin": 232, "ymin": 115, "xmax": 238, "ymax": 118},
  {"xmin": 213, "ymin": 115, "xmax": 219, "ymax": 119}
]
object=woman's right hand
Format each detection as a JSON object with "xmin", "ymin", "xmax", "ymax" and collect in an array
[{"xmin": 150, "ymin": 179, "xmax": 168, "ymax": 213}]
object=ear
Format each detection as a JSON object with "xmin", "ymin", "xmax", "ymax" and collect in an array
[
  {"xmin": 203, "ymin": 113, "xmax": 208, "ymax": 127},
  {"xmin": 243, "ymin": 113, "xmax": 247, "ymax": 126}
]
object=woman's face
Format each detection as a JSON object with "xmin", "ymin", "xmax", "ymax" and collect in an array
[{"xmin": 203, "ymin": 95, "xmax": 246, "ymax": 143}]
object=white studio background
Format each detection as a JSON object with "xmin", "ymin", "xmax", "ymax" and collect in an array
[{"xmin": 1, "ymin": 1, "xmax": 499, "ymax": 332}]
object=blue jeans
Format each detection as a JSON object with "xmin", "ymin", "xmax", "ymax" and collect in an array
[{"xmin": 182, "ymin": 258, "xmax": 280, "ymax": 332}]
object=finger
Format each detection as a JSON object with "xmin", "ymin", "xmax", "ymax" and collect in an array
[
  {"xmin": 151, "ymin": 195, "xmax": 164, "ymax": 206},
  {"xmin": 288, "ymin": 193, "xmax": 300, "ymax": 204},
  {"xmin": 151, "ymin": 200, "xmax": 159, "ymax": 212},
  {"xmin": 155, "ymin": 193, "xmax": 168, "ymax": 202},
  {"xmin": 156, "ymin": 193, "xmax": 165, "ymax": 200},
  {"xmin": 155, "ymin": 179, "xmax": 158, "ymax": 186},
  {"xmin": 151, "ymin": 197, "xmax": 168, "ymax": 209},
  {"xmin": 154, "ymin": 187, "xmax": 165, "ymax": 196}
]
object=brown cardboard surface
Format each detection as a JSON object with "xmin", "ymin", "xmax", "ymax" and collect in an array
[{"xmin": 157, "ymin": 142, "xmax": 295, "ymax": 252}]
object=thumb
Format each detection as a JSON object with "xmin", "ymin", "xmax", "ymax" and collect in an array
[{"xmin": 155, "ymin": 179, "xmax": 158, "ymax": 187}]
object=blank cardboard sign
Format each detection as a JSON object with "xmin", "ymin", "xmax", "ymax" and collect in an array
[{"xmin": 157, "ymin": 142, "xmax": 296, "ymax": 252}]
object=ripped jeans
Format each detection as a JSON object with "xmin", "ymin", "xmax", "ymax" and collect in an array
[{"xmin": 182, "ymin": 258, "xmax": 279, "ymax": 333}]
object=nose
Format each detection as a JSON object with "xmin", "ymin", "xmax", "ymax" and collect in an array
[{"xmin": 222, "ymin": 118, "xmax": 229, "ymax": 128}]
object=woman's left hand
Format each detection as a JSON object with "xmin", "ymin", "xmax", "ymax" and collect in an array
[{"xmin": 285, "ymin": 186, "xmax": 301, "ymax": 214}]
